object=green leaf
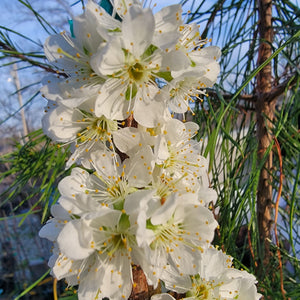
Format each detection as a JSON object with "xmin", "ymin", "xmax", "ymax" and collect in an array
[
  {"xmin": 141, "ymin": 44, "xmax": 158, "ymax": 60},
  {"xmin": 154, "ymin": 71, "xmax": 173, "ymax": 82}
]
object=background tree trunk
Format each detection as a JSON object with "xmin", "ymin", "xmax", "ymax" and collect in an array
[{"xmin": 256, "ymin": 0, "xmax": 274, "ymax": 270}]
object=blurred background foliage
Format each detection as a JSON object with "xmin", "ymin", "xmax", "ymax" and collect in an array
[{"xmin": 0, "ymin": 0, "xmax": 299, "ymax": 299}]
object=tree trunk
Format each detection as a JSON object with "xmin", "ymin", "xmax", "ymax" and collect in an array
[{"xmin": 256, "ymin": 0, "xmax": 274, "ymax": 270}]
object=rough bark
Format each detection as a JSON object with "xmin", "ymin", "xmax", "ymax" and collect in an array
[
  {"xmin": 128, "ymin": 265, "xmax": 161, "ymax": 300},
  {"xmin": 256, "ymin": 0, "xmax": 275, "ymax": 269}
]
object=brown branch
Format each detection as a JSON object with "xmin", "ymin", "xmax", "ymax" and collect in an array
[
  {"xmin": 207, "ymin": 72, "xmax": 298, "ymax": 105},
  {"xmin": 201, "ymin": 0, "xmax": 226, "ymax": 39},
  {"xmin": 125, "ymin": 113, "xmax": 138, "ymax": 128},
  {"xmin": 207, "ymin": 90, "xmax": 258, "ymax": 102},
  {"xmin": 0, "ymin": 41, "xmax": 67, "ymax": 77},
  {"xmin": 129, "ymin": 265, "xmax": 160, "ymax": 300},
  {"xmin": 266, "ymin": 75, "xmax": 298, "ymax": 103}
]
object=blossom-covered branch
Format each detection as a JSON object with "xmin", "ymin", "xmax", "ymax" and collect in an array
[{"xmin": 39, "ymin": 1, "xmax": 261, "ymax": 299}]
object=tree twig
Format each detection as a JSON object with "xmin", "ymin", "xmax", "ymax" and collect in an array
[{"xmin": 0, "ymin": 41, "xmax": 67, "ymax": 77}]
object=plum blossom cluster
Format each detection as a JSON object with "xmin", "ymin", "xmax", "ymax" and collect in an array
[{"xmin": 39, "ymin": 1, "xmax": 261, "ymax": 299}]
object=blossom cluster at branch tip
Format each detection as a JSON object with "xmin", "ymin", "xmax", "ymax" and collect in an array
[{"xmin": 39, "ymin": 1, "xmax": 261, "ymax": 299}]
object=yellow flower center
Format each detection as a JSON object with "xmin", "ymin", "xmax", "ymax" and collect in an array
[{"xmin": 128, "ymin": 62, "xmax": 146, "ymax": 82}]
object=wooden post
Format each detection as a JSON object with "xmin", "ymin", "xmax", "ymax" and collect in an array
[{"xmin": 11, "ymin": 63, "xmax": 29, "ymax": 143}]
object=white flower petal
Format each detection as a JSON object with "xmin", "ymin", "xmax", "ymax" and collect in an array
[
  {"xmin": 72, "ymin": 1, "xmax": 106, "ymax": 54},
  {"xmin": 51, "ymin": 203, "xmax": 70, "ymax": 219},
  {"xmin": 113, "ymin": 0, "xmax": 142, "ymax": 18},
  {"xmin": 52, "ymin": 255, "xmax": 75, "ymax": 280},
  {"xmin": 133, "ymin": 93, "xmax": 167, "ymax": 127},
  {"xmin": 161, "ymin": 265, "xmax": 191, "ymax": 294},
  {"xmin": 40, "ymin": 76, "xmax": 63, "ymax": 102},
  {"xmin": 113, "ymin": 127, "xmax": 152, "ymax": 154},
  {"xmin": 39, "ymin": 204, "xmax": 70, "ymax": 241},
  {"xmin": 184, "ymin": 121, "xmax": 199, "ymax": 136},
  {"xmin": 83, "ymin": 208, "xmax": 121, "ymax": 229},
  {"xmin": 153, "ymin": 4, "xmax": 182, "ymax": 49},
  {"xmin": 154, "ymin": 135, "xmax": 169, "ymax": 164},
  {"xmin": 170, "ymin": 245, "xmax": 203, "ymax": 274},
  {"xmin": 39, "ymin": 219, "xmax": 62, "ymax": 242},
  {"xmin": 151, "ymin": 193, "xmax": 180, "ymax": 225},
  {"xmin": 162, "ymin": 50, "xmax": 190, "ymax": 71},
  {"xmin": 92, "ymin": 37, "xmax": 125, "ymax": 76},
  {"xmin": 125, "ymin": 189, "xmax": 158, "ymax": 219},
  {"xmin": 100, "ymin": 254, "xmax": 132, "ymax": 300},
  {"xmin": 222, "ymin": 268, "xmax": 262, "ymax": 300},
  {"xmin": 59, "ymin": 193, "xmax": 99, "ymax": 216},
  {"xmin": 131, "ymin": 247, "xmax": 160, "ymax": 288},
  {"xmin": 95, "ymin": 79, "xmax": 131, "ymax": 119},
  {"xmin": 191, "ymin": 45, "xmax": 221, "ymax": 65},
  {"xmin": 48, "ymin": 253, "xmax": 58, "ymax": 270},
  {"xmin": 58, "ymin": 167, "xmax": 89, "ymax": 197},
  {"xmin": 42, "ymin": 103, "xmax": 82, "ymax": 142},
  {"xmin": 57, "ymin": 220, "xmax": 94, "ymax": 260},
  {"xmin": 174, "ymin": 204, "xmax": 218, "ymax": 243},
  {"xmin": 91, "ymin": 149, "xmax": 121, "ymax": 179},
  {"xmin": 122, "ymin": 6, "xmax": 155, "ymax": 57},
  {"xmin": 154, "ymin": 4, "xmax": 182, "ymax": 33},
  {"xmin": 44, "ymin": 34, "xmax": 80, "ymax": 70},
  {"xmin": 199, "ymin": 60, "xmax": 221, "ymax": 87},
  {"xmin": 126, "ymin": 145, "xmax": 154, "ymax": 187},
  {"xmin": 151, "ymin": 294, "xmax": 176, "ymax": 300},
  {"xmin": 198, "ymin": 188, "xmax": 218, "ymax": 206}
]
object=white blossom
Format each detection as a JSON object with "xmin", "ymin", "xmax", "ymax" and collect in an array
[
  {"xmin": 158, "ymin": 246, "xmax": 262, "ymax": 300},
  {"xmin": 43, "ymin": 99, "xmax": 121, "ymax": 168},
  {"xmin": 56, "ymin": 147, "xmax": 155, "ymax": 212},
  {"xmin": 37, "ymin": 2, "xmax": 262, "ymax": 300},
  {"xmin": 91, "ymin": 5, "xmax": 178, "ymax": 126},
  {"xmin": 125, "ymin": 192, "xmax": 218, "ymax": 279},
  {"xmin": 42, "ymin": 207, "xmax": 135, "ymax": 300},
  {"xmin": 41, "ymin": 1, "xmax": 113, "ymax": 107}
]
